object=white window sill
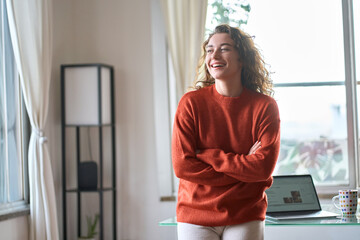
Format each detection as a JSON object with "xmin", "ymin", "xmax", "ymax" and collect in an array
[{"xmin": 0, "ymin": 204, "xmax": 30, "ymax": 222}]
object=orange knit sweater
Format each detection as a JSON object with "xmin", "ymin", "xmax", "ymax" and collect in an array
[{"xmin": 172, "ymin": 85, "xmax": 281, "ymax": 226}]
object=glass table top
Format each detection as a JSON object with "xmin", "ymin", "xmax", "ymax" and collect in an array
[
  {"xmin": 159, "ymin": 204, "xmax": 360, "ymax": 226},
  {"xmin": 159, "ymin": 216, "xmax": 360, "ymax": 226}
]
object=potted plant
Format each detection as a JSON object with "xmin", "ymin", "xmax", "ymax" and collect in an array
[{"xmin": 78, "ymin": 214, "xmax": 99, "ymax": 240}]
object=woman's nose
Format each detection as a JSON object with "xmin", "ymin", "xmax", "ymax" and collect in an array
[{"xmin": 211, "ymin": 49, "xmax": 221, "ymax": 59}]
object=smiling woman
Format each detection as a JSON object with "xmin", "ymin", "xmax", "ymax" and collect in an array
[{"xmin": 172, "ymin": 24, "xmax": 280, "ymax": 240}]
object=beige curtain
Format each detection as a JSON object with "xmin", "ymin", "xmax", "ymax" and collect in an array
[
  {"xmin": 6, "ymin": 0, "xmax": 59, "ymax": 239},
  {"xmin": 160, "ymin": 0, "xmax": 208, "ymax": 98}
]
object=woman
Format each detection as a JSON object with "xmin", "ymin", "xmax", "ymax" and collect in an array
[{"xmin": 172, "ymin": 24, "xmax": 281, "ymax": 240}]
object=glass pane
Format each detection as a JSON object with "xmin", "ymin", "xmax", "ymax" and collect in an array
[
  {"xmin": 0, "ymin": 81, "xmax": 5, "ymax": 204},
  {"xmin": 0, "ymin": 0, "xmax": 5, "ymax": 204},
  {"xmin": 243, "ymin": 0, "xmax": 345, "ymax": 84},
  {"xmin": 355, "ymin": 0, "xmax": 360, "ymax": 186},
  {"xmin": 6, "ymin": 68, "xmax": 22, "ymax": 202},
  {"xmin": 4, "ymin": 1, "xmax": 22, "ymax": 201},
  {"xmin": 0, "ymin": 84, "xmax": 4, "ymax": 204},
  {"xmin": 205, "ymin": 0, "xmax": 250, "ymax": 35},
  {"xmin": 274, "ymin": 86, "xmax": 349, "ymax": 185},
  {"xmin": 354, "ymin": 0, "xmax": 360, "ymax": 83}
]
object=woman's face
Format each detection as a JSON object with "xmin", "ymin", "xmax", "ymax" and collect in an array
[{"xmin": 205, "ymin": 33, "xmax": 243, "ymax": 82}]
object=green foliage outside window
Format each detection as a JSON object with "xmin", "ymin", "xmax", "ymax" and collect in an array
[{"xmin": 207, "ymin": 0, "xmax": 251, "ymax": 34}]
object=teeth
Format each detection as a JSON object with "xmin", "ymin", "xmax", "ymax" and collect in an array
[{"xmin": 212, "ymin": 64, "xmax": 225, "ymax": 67}]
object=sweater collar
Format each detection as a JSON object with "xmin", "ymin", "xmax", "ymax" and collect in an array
[{"xmin": 210, "ymin": 84, "xmax": 249, "ymax": 104}]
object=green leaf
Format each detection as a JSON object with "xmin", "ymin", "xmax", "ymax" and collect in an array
[{"xmin": 84, "ymin": 214, "xmax": 99, "ymax": 238}]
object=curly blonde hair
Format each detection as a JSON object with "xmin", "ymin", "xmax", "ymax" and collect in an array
[{"xmin": 192, "ymin": 24, "xmax": 273, "ymax": 96}]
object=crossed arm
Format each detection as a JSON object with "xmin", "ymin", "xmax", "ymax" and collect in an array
[
  {"xmin": 172, "ymin": 99, "xmax": 280, "ymax": 186},
  {"xmin": 195, "ymin": 119, "xmax": 280, "ymax": 183},
  {"xmin": 172, "ymin": 111, "xmax": 240, "ymax": 186}
]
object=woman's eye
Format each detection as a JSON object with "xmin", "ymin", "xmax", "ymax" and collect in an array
[
  {"xmin": 206, "ymin": 49, "xmax": 213, "ymax": 53},
  {"xmin": 221, "ymin": 48, "xmax": 229, "ymax": 52}
]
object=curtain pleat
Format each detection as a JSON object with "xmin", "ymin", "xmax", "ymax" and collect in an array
[
  {"xmin": 6, "ymin": 0, "xmax": 59, "ymax": 239},
  {"xmin": 160, "ymin": 0, "xmax": 208, "ymax": 99}
]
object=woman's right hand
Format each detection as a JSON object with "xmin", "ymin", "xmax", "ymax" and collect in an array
[{"xmin": 248, "ymin": 141, "xmax": 261, "ymax": 155}]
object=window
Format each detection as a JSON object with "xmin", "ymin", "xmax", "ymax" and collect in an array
[
  {"xmin": 207, "ymin": 0, "xmax": 359, "ymax": 191},
  {"xmin": 206, "ymin": 0, "xmax": 251, "ymax": 34},
  {"xmin": 151, "ymin": 0, "xmax": 176, "ymax": 199},
  {"xmin": 242, "ymin": 0, "xmax": 357, "ymax": 191},
  {"xmin": 0, "ymin": 0, "xmax": 29, "ymax": 219},
  {"xmin": 153, "ymin": 0, "xmax": 359, "ymax": 197}
]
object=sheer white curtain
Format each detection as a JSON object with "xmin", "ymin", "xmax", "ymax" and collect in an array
[
  {"xmin": 6, "ymin": 0, "xmax": 59, "ymax": 239},
  {"xmin": 160, "ymin": 0, "xmax": 208, "ymax": 98}
]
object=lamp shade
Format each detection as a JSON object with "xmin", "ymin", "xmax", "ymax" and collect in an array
[{"xmin": 61, "ymin": 64, "xmax": 113, "ymax": 125}]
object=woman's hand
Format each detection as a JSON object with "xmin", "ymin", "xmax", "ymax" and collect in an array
[{"xmin": 248, "ymin": 141, "xmax": 261, "ymax": 155}]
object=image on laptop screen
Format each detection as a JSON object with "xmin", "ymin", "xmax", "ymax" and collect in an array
[{"xmin": 266, "ymin": 175, "xmax": 321, "ymax": 213}]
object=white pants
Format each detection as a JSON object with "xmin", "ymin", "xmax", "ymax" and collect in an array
[{"xmin": 177, "ymin": 221, "xmax": 264, "ymax": 240}]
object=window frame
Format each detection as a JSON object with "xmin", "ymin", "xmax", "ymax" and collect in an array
[{"xmin": 341, "ymin": 0, "xmax": 359, "ymax": 191}]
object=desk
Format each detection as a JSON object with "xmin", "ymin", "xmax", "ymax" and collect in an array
[
  {"xmin": 159, "ymin": 204, "xmax": 360, "ymax": 240},
  {"xmin": 159, "ymin": 216, "xmax": 360, "ymax": 226}
]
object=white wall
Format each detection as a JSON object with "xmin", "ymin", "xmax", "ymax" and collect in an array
[
  {"xmin": 0, "ymin": 216, "xmax": 28, "ymax": 240},
  {"xmin": 50, "ymin": 0, "xmax": 177, "ymax": 239}
]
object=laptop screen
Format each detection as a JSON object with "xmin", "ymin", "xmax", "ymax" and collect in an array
[{"xmin": 266, "ymin": 175, "xmax": 321, "ymax": 213}]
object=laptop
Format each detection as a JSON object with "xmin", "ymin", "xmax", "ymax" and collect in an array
[{"xmin": 265, "ymin": 174, "xmax": 339, "ymax": 221}]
